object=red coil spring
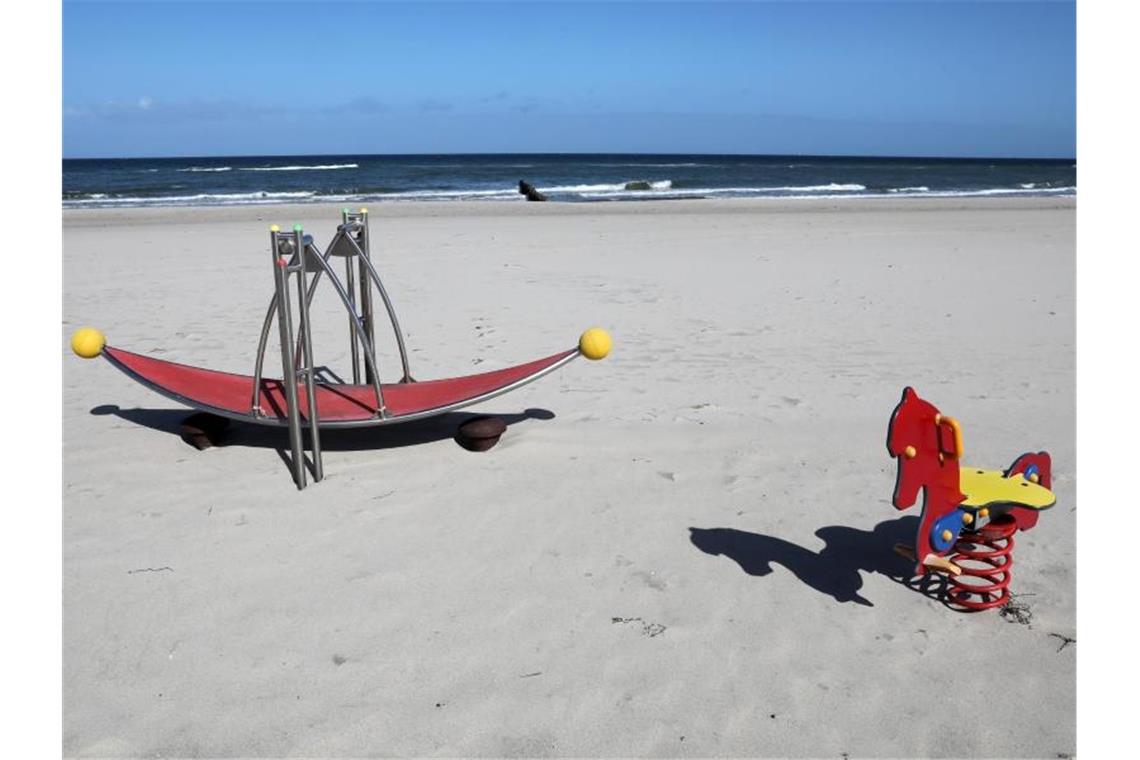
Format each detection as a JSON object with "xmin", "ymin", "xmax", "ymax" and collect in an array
[{"xmin": 946, "ymin": 516, "xmax": 1017, "ymax": 610}]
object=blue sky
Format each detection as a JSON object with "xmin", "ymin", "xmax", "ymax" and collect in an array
[{"xmin": 63, "ymin": 1, "xmax": 1075, "ymax": 158}]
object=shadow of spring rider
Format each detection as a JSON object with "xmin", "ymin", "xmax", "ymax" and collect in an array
[
  {"xmin": 886, "ymin": 387, "xmax": 1055, "ymax": 610},
  {"xmin": 70, "ymin": 208, "xmax": 612, "ymax": 489}
]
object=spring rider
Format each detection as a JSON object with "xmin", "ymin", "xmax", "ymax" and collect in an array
[{"xmin": 886, "ymin": 387, "xmax": 1055, "ymax": 610}]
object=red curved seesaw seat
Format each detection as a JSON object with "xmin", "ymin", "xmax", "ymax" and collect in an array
[{"xmin": 102, "ymin": 346, "xmax": 578, "ymax": 427}]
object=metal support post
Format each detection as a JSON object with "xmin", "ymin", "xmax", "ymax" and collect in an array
[
  {"xmin": 294, "ymin": 226, "xmax": 323, "ymax": 482},
  {"xmin": 271, "ymin": 227, "xmax": 307, "ymax": 489}
]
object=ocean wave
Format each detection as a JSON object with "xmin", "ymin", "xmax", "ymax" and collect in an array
[
  {"xmin": 573, "ymin": 186, "xmax": 768, "ymax": 199},
  {"xmin": 622, "ymin": 180, "xmax": 674, "ymax": 191},
  {"xmin": 930, "ymin": 186, "xmax": 1076, "ymax": 197},
  {"xmin": 537, "ymin": 180, "xmax": 674, "ymax": 193},
  {"xmin": 777, "ymin": 183, "xmax": 866, "ymax": 192},
  {"xmin": 587, "ymin": 162, "xmax": 708, "ymax": 168},
  {"xmin": 380, "ymin": 188, "xmax": 520, "ymax": 200},
  {"xmin": 805, "ymin": 186, "xmax": 1077, "ymax": 200},
  {"xmin": 241, "ymin": 163, "xmax": 359, "ymax": 171},
  {"xmin": 64, "ymin": 190, "xmax": 317, "ymax": 207},
  {"xmin": 574, "ymin": 183, "xmax": 865, "ymax": 196},
  {"xmin": 403, "ymin": 163, "xmax": 534, "ymax": 169},
  {"xmin": 177, "ymin": 166, "xmax": 233, "ymax": 172},
  {"xmin": 573, "ymin": 184, "xmax": 1074, "ymax": 200},
  {"xmin": 62, "ymin": 182, "xmax": 1077, "ymax": 208},
  {"xmin": 539, "ymin": 182, "xmax": 627, "ymax": 192}
]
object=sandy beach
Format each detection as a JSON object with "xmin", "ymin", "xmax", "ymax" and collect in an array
[{"xmin": 63, "ymin": 197, "xmax": 1075, "ymax": 758}]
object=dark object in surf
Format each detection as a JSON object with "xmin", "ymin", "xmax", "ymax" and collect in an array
[
  {"xmin": 180, "ymin": 412, "xmax": 231, "ymax": 450},
  {"xmin": 518, "ymin": 180, "xmax": 548, "ymax": 202},
  {"xmin": 456, "ymin": 415, "xmax": 508, "ymax": 452}
]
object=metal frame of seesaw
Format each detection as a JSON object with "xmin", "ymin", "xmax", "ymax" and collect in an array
[{"xmin": 252, "ymin": 208, "xmax": 413, "ymax": 489}]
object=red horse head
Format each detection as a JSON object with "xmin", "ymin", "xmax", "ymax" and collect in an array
[{"xmin": 886, "ymin": 387, "xmax": 966, "ymax": 569}]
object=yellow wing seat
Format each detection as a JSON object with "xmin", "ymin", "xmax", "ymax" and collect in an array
[{"xmin": 959, "ymin": 467, "xmax": 1055, "ymax": 510}]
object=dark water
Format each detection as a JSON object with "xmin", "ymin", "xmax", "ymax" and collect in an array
[{"xmin": 62, "ymin": 153, "xmax": 1076, "ymax": 208}]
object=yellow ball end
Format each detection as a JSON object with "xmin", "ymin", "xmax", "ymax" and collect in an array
[
  {"xmin": 71, "ymin": 327, "xmax": 105, "ymax": 359},
  {"xmin": 578, "ymin": 327, "xmax": 612, "ymax": 360},
  {"xmin": 269, "ymin": 224, "xmax": 280, "ymax": 232},
  {"xmin": 941, "ymin": 529, "xmax": 954, "ymax": 542}
]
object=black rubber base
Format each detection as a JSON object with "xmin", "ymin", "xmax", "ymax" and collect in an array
[
  {"xmin": 455, "ymin": 415, "xmax": 507, "ymax": 452},
  {"xmin": 180, "ymin": 412, "xmax": 231, "ymax": 450}
]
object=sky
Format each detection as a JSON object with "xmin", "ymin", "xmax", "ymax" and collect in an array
[{"xmin": 62, "ymin": 0, "xmax": 1076, "ymax": 159}]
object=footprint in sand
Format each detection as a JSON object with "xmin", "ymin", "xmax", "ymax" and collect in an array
[{"xmin": 632, "ymin": 570, "xmax": 667, "ymax": 591}]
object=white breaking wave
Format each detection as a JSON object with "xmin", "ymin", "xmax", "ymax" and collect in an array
[
  {"xmin": 539, "ymin": 182, "xmax": 626, "ymax": 192},
  {"xmin": 574, "ymin": 185, "xmax": 1075, "ymax": 200},
  {"xmin": 62, "ymin": 183, "xmax": 1077, "ymax": 208},
  {"xmin": 772, "ymin": 183, "xmax": 866, "ymax": 192},
  {"xmin": 380, "ymin": 188, "xmax": 520, "ymax": 200},
  {"xmin": 64, "ymin": 190, "xmax": 317, "ymax": 206},
  {"xmin": 539, "ymin": 180, "xmax": 674, "ymax": 192},
  {"xmin": 933, "ymin": 186, "xmax": 1075, "ymax": 196},
  {"xmin": 813, "ymin": 186, "xmax": 1077, "ymax": 200},
  {"xmin": 587, "ymin": 162, "xmax": 708, "ymax": 168},
  {"xmin": 177, "ymin": 166, "xmax": 233, "ymax": 172},
  {"xmin": 574, "ymin": 182, "xmax": 864, "ymax": 198},
  {"xmin": 241, "ymin": 163, "xmax": 359, "ymax": 171}
]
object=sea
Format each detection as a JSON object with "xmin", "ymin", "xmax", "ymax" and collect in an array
[{"xmin": 62, "ymin": 153, "xmax": 1076, "ymax": 208}]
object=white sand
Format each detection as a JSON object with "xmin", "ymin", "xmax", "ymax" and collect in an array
[{"xmin": 64, "ymin": 197, "xmax": 1075, "ymax": 758}]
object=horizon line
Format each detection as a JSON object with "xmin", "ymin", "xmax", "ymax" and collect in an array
[{"xmin": 63, "ymin": 150, "xmax": 1078, "ymax": 162}]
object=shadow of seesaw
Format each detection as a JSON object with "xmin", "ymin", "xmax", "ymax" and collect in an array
[
  {"xmin": 689, "ymin": 516, "xmax": 922, "ymax": 607},
  {"xmin": 90, "ymin": 404, "xmax": 556, "ymax": 452}
]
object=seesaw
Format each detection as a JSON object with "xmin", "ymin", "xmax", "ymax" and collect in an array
[
  {"xmin": 71, "ymin": 208, "xmax": 611, "ymax": 489},
  {"xmin": 886, "ymin": 387, "xmax": 1055, "ymax": 610}
]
